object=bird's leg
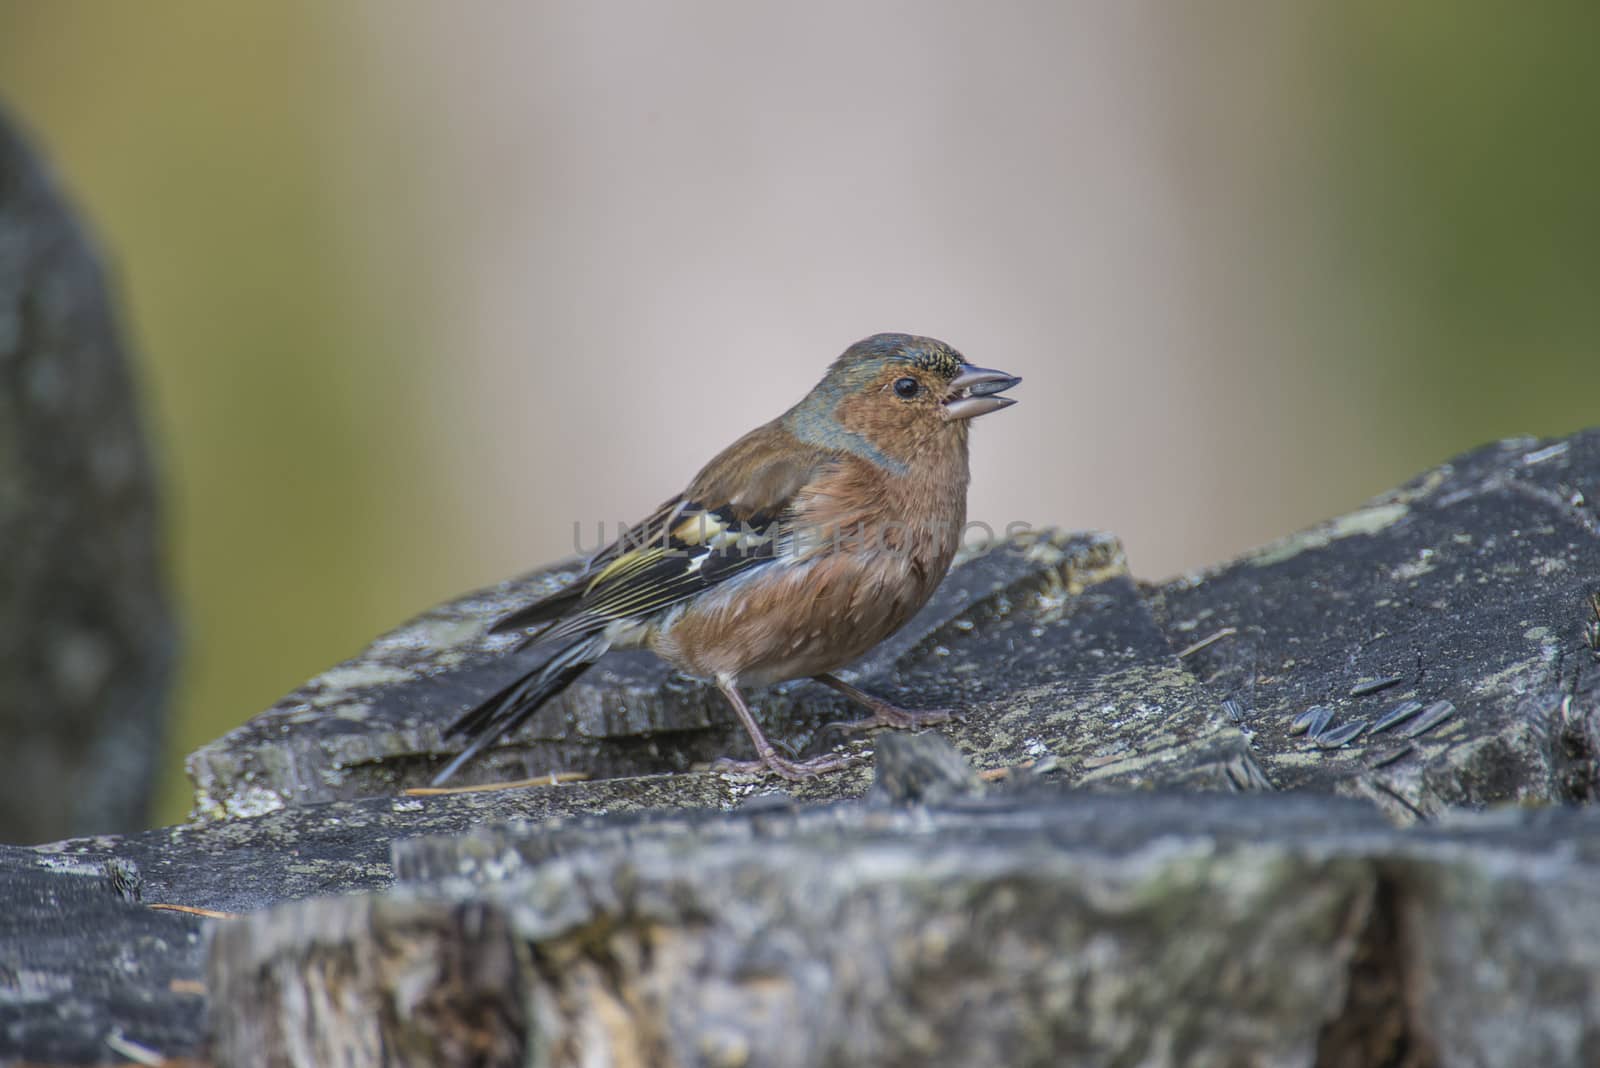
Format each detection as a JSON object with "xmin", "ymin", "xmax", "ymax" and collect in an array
[
  {"xmin": 814, "ymin": 673, "xmax": 962, "ymax": 735},
  {"xmin": 711, "ymin": 678, "xmax": 865, "ymax": 780}
]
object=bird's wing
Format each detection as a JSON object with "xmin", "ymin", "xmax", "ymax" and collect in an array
[
  {"xmin": 491, "ymin": 423, "xmax": 834, "ymax": 643},
  {"xmin": 486, "ymin": 493, "xmax": 689, "ymax": 635}
]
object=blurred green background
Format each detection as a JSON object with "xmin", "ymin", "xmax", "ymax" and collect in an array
[{"xmin": 0, "ymin": 1, "xmax": 1594, "ymax": 829}]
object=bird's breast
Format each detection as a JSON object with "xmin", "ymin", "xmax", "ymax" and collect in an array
[
  {"xmin": 648, "ymin": 538, "xmax": 952, "ymax": 688},
  {"xmin": 649, "ymin": 439, "xmax": 971, "ymax": 686}
]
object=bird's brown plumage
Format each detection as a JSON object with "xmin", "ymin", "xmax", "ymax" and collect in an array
[{"xmin": 433, "ymin": 333, "xmax": 1019, "ymax": 784}]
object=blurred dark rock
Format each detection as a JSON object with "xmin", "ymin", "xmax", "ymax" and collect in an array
[{"xmin": 0, "ymin": 108, "xmax": 174, "ymax": 843}]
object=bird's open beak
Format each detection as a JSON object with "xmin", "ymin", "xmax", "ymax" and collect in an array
[{"xmin": 943, "ymin": 364, "xmax": 1021, "ymax": 420}]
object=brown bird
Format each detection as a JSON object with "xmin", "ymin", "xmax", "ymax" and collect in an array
[{"xmin": 434, "ymin": 333, "xmax": 1020, "ymax": 783}]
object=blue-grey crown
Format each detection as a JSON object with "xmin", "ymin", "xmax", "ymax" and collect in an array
[{"xmin": 846, "ymin": 332, "xmax": 965, "ymax": 380}]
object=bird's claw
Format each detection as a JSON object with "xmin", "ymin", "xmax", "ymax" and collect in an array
[{"xmin": 825, "ymin": 705, "xmax": 964, "ymax": 735}]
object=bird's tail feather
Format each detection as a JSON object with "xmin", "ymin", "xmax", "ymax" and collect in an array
[
  {"xmin": 489, "ymin": 584, "xmax": 583, "ymax": 635},
  {"xmin": 431, "ymin": 633, "xmax": 607, "ymax": 785}
]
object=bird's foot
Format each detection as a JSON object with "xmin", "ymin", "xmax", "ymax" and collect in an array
[
  {"xmin": 711, "ymin": 748, "xmax": 868, "ymax": 781},
  {"xmin": 825, "ymin": 701, "xmax": 963, "ymax": 736},
  {"xmin": 810, "ymin": 674, "xmax": 964, "ymax": 736}
]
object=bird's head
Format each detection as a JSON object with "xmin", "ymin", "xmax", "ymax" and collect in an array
[{"xmin": 786, "ymin": 333, "xmax": 1021, "ymax": 470}]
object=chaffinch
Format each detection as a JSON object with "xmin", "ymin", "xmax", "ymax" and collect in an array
[{"xmin": 434, "ymin": 333, "xmax": 1020, "ymax": 783}]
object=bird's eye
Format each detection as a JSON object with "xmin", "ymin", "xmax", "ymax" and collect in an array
[{"xmin": 893, "ymin": 377, "xmax": 921, "ymax": 398}]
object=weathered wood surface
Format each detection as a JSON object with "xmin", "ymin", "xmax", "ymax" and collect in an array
[
  {"xmin": 182, "ymin": 528, "xmax": 1189, "ymax": 817},
  {"xmin": 188, "ymin": 434, "xmax": 1600, "ymax": 827},
  {"xmin": 207, "ymin": 743, "xmax": 1600, "ymax": 1068},
  {"xmin": 0, "ymin": 845, "xmax": 204, "ymax": 1065},
  {"xmin": 1147, "ymin": 432, "xmax": 1600, "ymax": 820},
  {"xmin": 2, "ymin": 428, "xmax": 1597, "ymax": 1064}
]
